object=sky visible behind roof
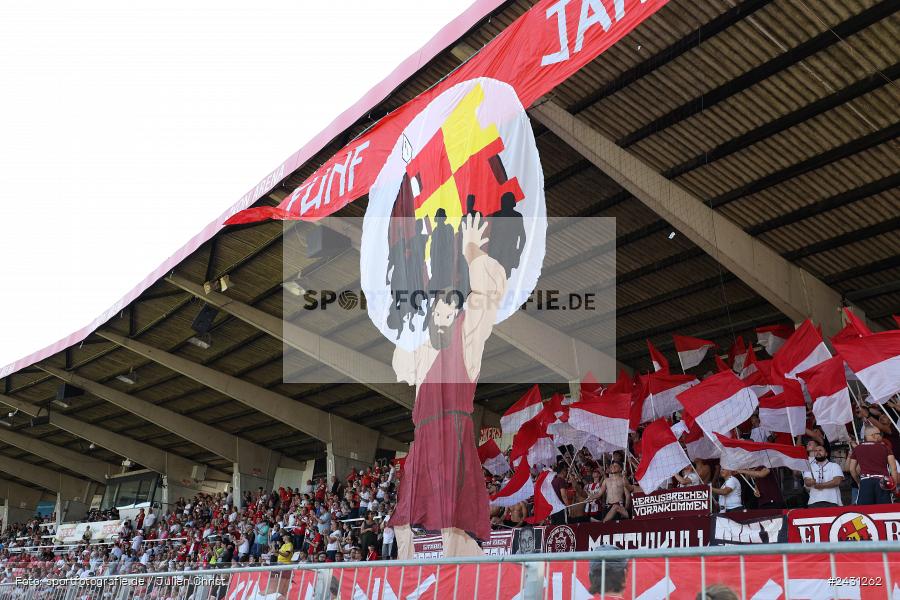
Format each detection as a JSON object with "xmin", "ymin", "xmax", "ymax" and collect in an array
[{"xmin": 0, "ymin": 1, "xmax": 471, "ymax": 368}]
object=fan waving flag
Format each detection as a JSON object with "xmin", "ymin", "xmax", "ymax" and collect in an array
[
  {"xmin": 647, "ymin": 340, "xmax": 670, "ymax": 373},
  {"xmin": 758, "ymin": 381, "xmax": 806, "ymax": 436},
  {"xmin": 477, "ymin": 439, "xmax": 510, "ymax": 476},
  {"xmin": 526, "ymin": 470, "xmax": 567, "ymax": 523},
  {"xmin": 490, "ymin": 461, "xmax": 533, "ymax": 507},
  {"xmin": 500, "ymin": 385, "xmax": 543, "ymax": 436},
  {"xmin": 798, "ymin": 356, "xmax": 853, "ymax": 427},
  {"xmin": 756, "ymin": 324, "xmax": 794, "ymax": 356},
  {"xmin": 677, "ymin": 370, "xmax": 758, "ymax": 435},
  {"xmin": 833, "ymin": 331, "xmax": 900, "ymax": 403},
  {"xmin": 568, "ymin": 392, "xmax": 630, "ymax": 450},
  {"xmin": 715, "ymin": 433, "xmax": 809, "ymax": 472},
  {"xmin": 631, "ymin": 373, "xmax": 698, "ymax": 428},
  {"xmin": 635, "ymin": 419, "xmax": 691, "ymax": 494},
  {"xmin": 673, "ymin": 335, "xmax": 716, "ymax": 370},
  {"xmin": 772, "ymin": 320, "xmax": 831, "ymax": 380}
]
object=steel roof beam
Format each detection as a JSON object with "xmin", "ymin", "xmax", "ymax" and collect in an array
[
  {"xmin": 0, "ymin": 453, "xmax": 92, "ymax": 500},
  {"xmin": 532, "ymin": 101, "xmax": 869, "ymax": 335},
  {"xmin": 0, "ymin": 426, "xmax": 118, "ymax": 484},
  {"xmin": 96, "ymin": 330, "xmax": 407, "ymax": 454}
]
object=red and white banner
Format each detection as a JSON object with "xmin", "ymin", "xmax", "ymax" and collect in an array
[
  {"xmin": 632, "ymin": 372, "xmax": 698, "ymax": 427},
  {"xmin": 672, "ymin": 335, "xmax": 715, "ymax": 370},
  {"xmin": 528, "ymin": 470, "xmax": 567, "ymax": 523},
  {"xmin": 677, "ymin": 370, "xmax": 758, "ymax": 435},
  {"xmin": 228, "ymin": 0, "xmax": 669, "ymax": 225},
  {"xmin": 715, "ymin": 433, "xmax": 810, "ymax": 472},
  {"xmin": 477, "ymin": 439, "xmax": 510, "ymax": 475},
  {"xmin": 226, "ymin": 571, "xmax": 275, "ymax": 600},
  {"xmin": 834, "ymin": 331, "xmax": 900, "ymax": 403},
  {"xmin": 647, "ymin": 339, "xmax": 670, "ymax": 373},
  {"xmin": 756, "ymin": 324, "xmax": 794, "ymax": 356},
  {"xmin": 500, "ymin": 384, "xmax": 543, "ymax": 435},
  {"xmin": 758, "ymin": 381, "xmax": 806, "ymax": 436},
  {"xmin": 635, "ymin": 419, "xmax": 690, "ymax": 494},
  {"xmin": 772, "ymin": 319, "xmax": 831, "ymax": 380},
  {"xmin": 568, "ymin": 392, "xmax": 630, "ymax": 449},
  {"xmin": 544, "ymin": 516, "xmax": 710, "ymax": 552},
  {"xmin": 490, "ymin": 460, "xmax": 534, "ymax": 507},
  {"xmin": 799, "ymin": 355, "xmax": 853, "ymax": 427}
]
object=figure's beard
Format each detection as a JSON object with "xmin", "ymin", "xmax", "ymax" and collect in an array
[
  {"xmin": 429, "ymin": 320, "xmax": 455, "ymax": 350},
  {"xmin": 815, "ymin": 456, "xmax": 828, "ymax": 463}
]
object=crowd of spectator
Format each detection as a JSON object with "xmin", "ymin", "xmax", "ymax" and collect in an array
[{"xmin": 0, "ymin": 396, "xmax": 895, "ymax": 582}]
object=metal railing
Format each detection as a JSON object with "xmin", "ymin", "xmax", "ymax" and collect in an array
[{"xmin": 0, "ymin": 542, "xmax": 897, "ymax": 599}]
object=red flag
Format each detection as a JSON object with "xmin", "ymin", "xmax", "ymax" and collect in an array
[
  {"xmin": 477, "ymin": 439, "xmax": 510, "ymax": 476},
  {"xmin": 742, "ymin": 358, "xmax": 784, "ymax": 398},
  {"xmin": 798, "ymin": 356, "xmax": 852, "ymax": 427},
  {"xmin": 758, "ymin": 380, "xmax": 806, "ymax": 436},
  {"xmin": 673, "ymin": 335, "xmax": 716, "ymax": 370},
  {"xmin": 715, "ymin": 433, "xmax": 809, "ymax": 472},
  {"xmin": 630, "ymin": 373, "xmax": 698, "ymax": 429},
  {"xmin": 714, "ymin": 354, "xmax": 731, "ymax": 373},
  {"xmin": 728, "ymin": 337, "xmax": 748, "ymax": 372},
  {"xmin": 647, "ymin": 340, "xmax": 670, "ymax": 373},
  {"xmin": 568, "ymin": 393, "xmax": 630, "ymax": 450},
  {"xmin": 490, "ymin": 460, "xmax": 533, "ymax": 507},
  {"xmin": 510, "ymin": 413, "xmax": 557, "ymax": 468},
  {"xmin": 635, "ymin": 419, "xmax": 690, "ymax": 494},
  {"xmin": 608, "ymin": 369, "xmax": 633, "ymax": 395},
  {"xmin": 677, "ymin": 371, "xmax": 758, "ymax": 435},
  {"xmin": 580, "ymin": 372, "xmax": 603, "ymax": 397},
  {"xmin": 681, "ymin": 420, "xmax": 720, "ymax": 461},
  {"xmin": 756, "ymin": 324, "xmax": 794, "ymax": 356},
  {"xmin": 843, "ymin": 307, "xmax": 873, "ymax": 337},
  {"xmin": 894, "ymin": 315, "xmax": 900, "ymax": 329},
  {"xmin": 772, "ymin": 320, "xmax": 831, "ymax": 380},
  {"xmin": 833, "ymin": 331, "xmax": 900, "ymax": 403},
  {"xmin": 500, "ymin": 384, "xmax": 543, "ymax": 436},
  {"xmin": 526, "ymin": 470, "xmax": 567, "ymax": 524}
]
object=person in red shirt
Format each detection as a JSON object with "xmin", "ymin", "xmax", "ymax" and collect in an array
[
  {"xmin": 848, "ymin": 425, "xmax": 899, "ymax": 505},
  {"xmin": 366, "ymin": 545, "xmax": 379, "ymax": 561}
]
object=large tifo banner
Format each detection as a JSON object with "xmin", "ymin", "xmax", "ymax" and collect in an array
[
  {"xmin": 632, "ymin": 485, "xmax": 710, "ymax": 520},
  {"xmin": 227, "ymin": 0, "xmax": 669, "ymax": 224}
]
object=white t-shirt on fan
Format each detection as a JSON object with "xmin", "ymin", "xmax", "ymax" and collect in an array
[
  {"xmin": 803, "ymin": 461, "xmax": 843, "ymax": 506},
  {"xmin": 719, "ymin": 476, "xmax": 742, "ymax": 511}
]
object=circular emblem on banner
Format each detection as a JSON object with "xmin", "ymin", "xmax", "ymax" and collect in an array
[
  {"xmin": 828, "ymin": 512, "xmax": 878, "ymax": 542},
  {"xmin": 361, "ymin": 77, "xmax": 546, "ymax": 351},
  {"xmin": 546, "ymin": 525, "xmax": 576, "ymax": 553}
]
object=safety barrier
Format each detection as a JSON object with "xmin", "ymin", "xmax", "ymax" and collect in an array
[{"xmin": 0, "ymin": 542, "xmax": 898, "ymax": 599}]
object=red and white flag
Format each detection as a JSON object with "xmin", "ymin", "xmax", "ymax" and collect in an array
[
  {"xmin": 490, "ymin": 461, "xmax": 533, "ymax": 507},
  {"xmin": 772, "ymin": 320, "xmax": 831, "ymax": 380},
  {"xmin": 758, "ymin": 381, "xmax": 806, "ymax": 436},
  {"xmin": 526, "ymin": 470, "xmax": 567, "ymax": 523},
  {"xmin": 477, "ymin": 439, "xmax": 510, "ymax": 476},
  {"xmin": 510, "ymin": 414, "xmax": 558, "ymax": 469},
  {"xmin": 501, "ymin": 385, "xmax": 543, "ymax": 436},
  {"xmin": 680, "ymin": 421, "xmax": 721, "ymax": 461},
  {"xmin": 580, "ymin": 372, "xmax": 603, "ymax": 397},
  {"xmin": 673, "ymin": 335, "xmax": 716, "ymax": 370},
  {"xmin": 631, "ymin": 373, "xmax": 699, "ymax": 427},
  {"xmin": 714, "ymin": 354, "xmax": 731, "ymax": 373},
  {"xmin": 715, "ymin": 433, "xmax": 809, "ymax": 472},
  {"xmin": 756, "ymin": 324, "xmax": 794, "ymax": 356},
  {"xmin": 635, "ymin": 419, "xmax": 691, "ymax": 494},
  {"xmin": 741, "ymin": 358, "xmax": 784, "ymax": 398},
  {"xmin": 728, "ymin": 337, "xmax": 748, "ymax": 372},
  {"xmin": 739, "ymin": 346, "xmax": 759, "ymax": 379},
  {"xmin": 798, "ymin": 356, "xmax": 853, "ymax": 427},
  {"xmin": 647, "ymin": 340, "xmax": 670, "ymax": 373},
  {"xmin": 568, "ymin": 392, "xmax": 630, "ymax": 450},
  {"xmin": 832, "ymin": 308, "xmax": 874, "ymax": 344},
  {"xmin": 547, "ymin": 419, "xmax": 590, "ymax": 450},
  {"xmin": 677, "ymin": 371, "xmax": 758, "ymax": 435},
  {"xmin": 833, "ymin": 331, "xmax": 900, "ymax": 403},
  {"xmin": 584, "ymin": 435, "xmax": 619, "ymax": 459}
]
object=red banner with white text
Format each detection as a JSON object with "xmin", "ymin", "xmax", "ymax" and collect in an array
[{"xmin": 226, "ymin": 0, "xmax": 669, "ymax": 225}]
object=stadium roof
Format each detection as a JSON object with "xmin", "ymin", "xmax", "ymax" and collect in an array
[{"xmin": 0, "ymin": 0, "xmax": 896, "ymax": 489}]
